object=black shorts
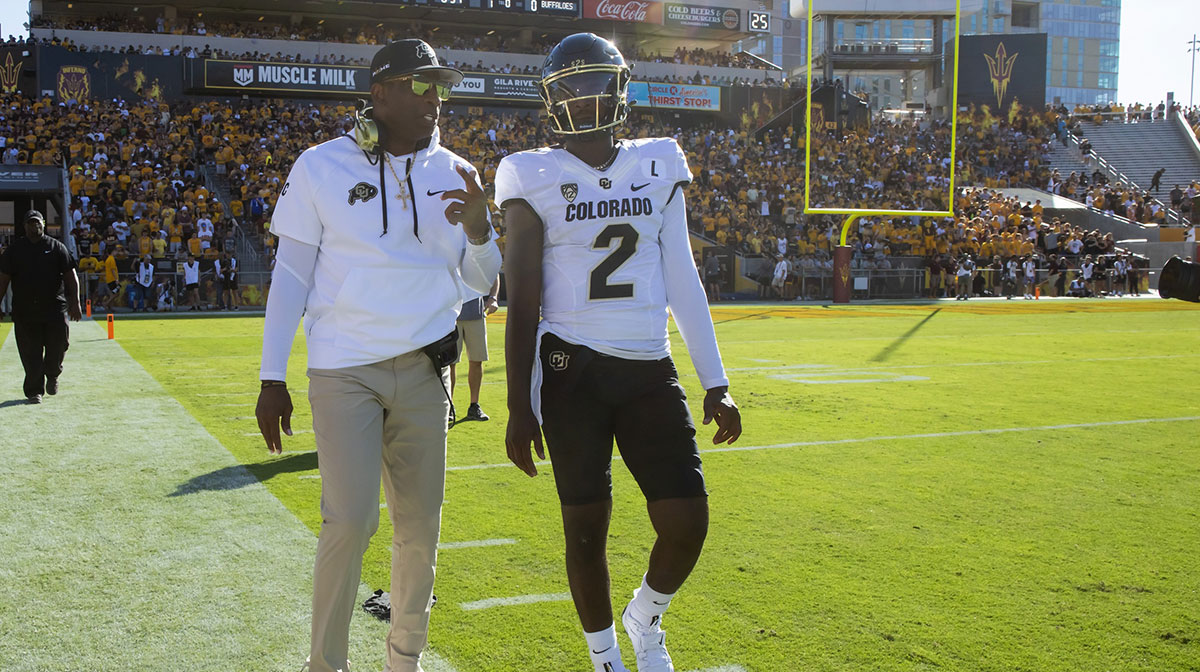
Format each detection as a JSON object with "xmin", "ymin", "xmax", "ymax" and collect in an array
[
  {"xmin": 185, "ymin": 282, "xmax": 199, "ymax": 291},
  {"xmin": 222, "ymin": 279, "xmax": 239, "ymax": 291},
  {"xmin": 539, "ymin": 333, "xmax": 706, "ymax": 506}
]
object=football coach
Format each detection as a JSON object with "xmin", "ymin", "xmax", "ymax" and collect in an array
[
  {"xmin": 0, "ymin": 210, "xmax": 82, "ymax": 404},
  {"xmin": 255, "ymin": 39, "xmax": 501, "ymax": 672}
]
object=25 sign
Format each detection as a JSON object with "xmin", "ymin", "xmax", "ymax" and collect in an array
[{"xmin": 748, "ymin": 10, "xmax": 771, "ymax": 32}]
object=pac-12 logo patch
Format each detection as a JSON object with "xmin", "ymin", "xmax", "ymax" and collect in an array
[
  {"xmin": 548, "ymin": 351, "xmax": 570, "ymax": 371},
  {"xmin": 348, "ymin": 182, "xmax": 379, "ymax": 205},
  {"xmin": 561, "ymin": 183, "xmax": 578, "ymax": 203}
]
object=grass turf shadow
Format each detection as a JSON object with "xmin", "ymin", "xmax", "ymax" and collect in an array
[{"xmin": 170, "ymin": 450, "xmax": 317, "ymax": 496}]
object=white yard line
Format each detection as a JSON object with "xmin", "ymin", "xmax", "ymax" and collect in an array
[
  {"xmin": 438, "ymin": 538, "xmax": 517, "ymax": 550},
  {"xmin": 460, "ymin": 592, "xmax": 573, "ymax": 611},
  {"xmin": 445, "ymin": 416, "xmax": 1200, "ymax": 472},
  {"xmin": 724, "ymin": 353, "xmax": 1198, "ymax": 374}
]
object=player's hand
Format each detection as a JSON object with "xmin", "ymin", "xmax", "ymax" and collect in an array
[
  {"xmin": 255, "ymin": 384, "xmax": 293, "ymax": 455},
  {"xmin": 505, "ymin": 407, "xmax": 545, "ymax": 477},
  {"xmin": 702, "ymin": 387, "xmax": 742, "ymax": 445},
  {"xmin": 441, "ymin": 164, "xmax": 491, "ymax": 241},
  {"xmin": 67, "ymin": 303, "xmax": 82, "ymax": 321},
  {"xmin": 484, "ymin": 296, "xmax": 499, "ymax": 315}
]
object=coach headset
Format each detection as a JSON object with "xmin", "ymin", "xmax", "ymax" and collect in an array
[{"xmin": 352, "ymin": 39, "xmax": 463, "ymax": 240}]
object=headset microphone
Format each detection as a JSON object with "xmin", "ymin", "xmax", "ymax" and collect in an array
[{"xmin": 353, "ymin": 99, "xmax": 380, "ymax": 154}]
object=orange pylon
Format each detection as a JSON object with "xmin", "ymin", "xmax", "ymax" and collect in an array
[{"xmin": 107, "ymin": 313, "xmax": 115, "ymax": 340}]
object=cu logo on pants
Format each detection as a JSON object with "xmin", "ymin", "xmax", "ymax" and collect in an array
[{"xmin": 548, "ymin": 351, "xmax": 570, "ymax": 371}]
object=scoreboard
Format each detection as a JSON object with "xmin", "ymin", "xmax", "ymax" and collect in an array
[{"xmin": 385, "ymin": 0, "xmax": 582, "ymax": 17}]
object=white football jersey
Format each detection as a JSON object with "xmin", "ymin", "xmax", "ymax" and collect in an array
[{"xmin": 495, "ymin": 137, "xmax": 692, "ymax": 358}]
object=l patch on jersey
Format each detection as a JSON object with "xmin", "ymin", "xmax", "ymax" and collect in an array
[
  {"xmin": 348, "ymin": 182, "xmax": 379, "ymax": 205},
  {"xmin": 561, "ymin": 183, "xmax": 578, "ymax": 203}
]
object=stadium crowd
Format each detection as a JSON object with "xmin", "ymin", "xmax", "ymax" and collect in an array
[{"xmin": 1, "ymin": 76, "xmax": 1155, "ymax": 308}]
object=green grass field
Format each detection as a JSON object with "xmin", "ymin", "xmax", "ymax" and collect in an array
[{"xmin": 8, "ymin": 299, "xmax": 1200, "ymax": 671}]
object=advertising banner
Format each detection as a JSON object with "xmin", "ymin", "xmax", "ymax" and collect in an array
[
  {"xmin": 952, "ymin": 33, "xmax": 1047, "ymax": 112},
  {"xmin": 583, "ymin": 0, "xmax": 664, "ymax": 24},
  {"xmin": 202, "ymin": 60, "xmax": 368, "ymax": 95},
  {"xmin": 664, "ymin": 3, "xmax": 741, "ymax": 30},
  {"xmin": 628, "ymin": 81, "xmax": 720, "ymax": 111},
  {"xmin": 0, "ymin": 166, "xmax": 62, "ymax": 193},
  {"xmin": 37, "ymin": 47, "xmax": 183, "ymax": 101},
  {"xmin": 454, "ymin": 73, "xmax": 541, "ymax": 102}
]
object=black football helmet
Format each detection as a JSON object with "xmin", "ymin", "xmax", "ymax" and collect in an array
[{"xmin": 539, "ymin": 33, "xmax": 631, "ymax": 135}]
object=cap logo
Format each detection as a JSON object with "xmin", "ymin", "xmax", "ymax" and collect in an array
[{"xmin": 416, "ymin": 42, "xmax": 437, "ymax": 64}]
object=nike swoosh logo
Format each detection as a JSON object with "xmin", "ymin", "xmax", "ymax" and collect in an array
[
  {"xmin": 427, "ymin": 189, "xmax": 448, "ymax": 196},
  {"xmin": 652, "ymin": 600, "xmax": 669, "ymax": 605},
  {"xmin": 592, "ymin": 646, "xmax": 612, "ymax": 655},
  {"xmin": 631, "ymin": 183, "xmax": 651, "ymax": 192}
]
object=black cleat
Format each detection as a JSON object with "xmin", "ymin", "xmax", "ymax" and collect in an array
[
  {"xmin": 46, "ymin": 378, "xmax": 58, "ymax": 395},
  {"xmin": 464, "ymin": 403, "xmax": 489, "ymax": 422},
  {"xmin": 27, "ymin": 395, "xmax": 42, "ymax": 404}
]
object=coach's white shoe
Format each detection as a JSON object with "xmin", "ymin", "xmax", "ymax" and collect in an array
[{"xmin": 622, "ymin": 603, "xmax": 674, "ymax": 672}]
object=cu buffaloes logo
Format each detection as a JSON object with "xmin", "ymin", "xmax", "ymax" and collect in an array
[
  {"xmin": 561, "ymin": 183, "xmax": 578, "ymax": 203},
  {"xmin": 548, "ymin": 351, "xmax": 570, "ymax": 371},
  {"xmin": 348, "ymin": 182, "xmax": 379, "ymax": 205}
]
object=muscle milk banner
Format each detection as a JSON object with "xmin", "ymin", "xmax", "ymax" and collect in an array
[
  {"xmin": 950, "ymin": 33, "xmax": 1048, "ymax": 113},
  {"xmin": 202, "ymin": 60, "xmax": 368, "ymax": 95},
  {"xmin": 628, "ymin": 81, "xmax": 720, "ymax": 111}
]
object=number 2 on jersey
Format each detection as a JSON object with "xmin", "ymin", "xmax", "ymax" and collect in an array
[{"xmin": 589, "ymin": 223, "xmax": 639, "ymax": 300}]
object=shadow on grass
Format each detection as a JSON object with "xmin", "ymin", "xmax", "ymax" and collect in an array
[
  {"xmin": 0, "ymin": 398, "xmax": 33, "ymax": 408},
  {"xmin": 170, "ymin": 451, "xmax": 318, "ymax": 496},
  {"xmin": 870, "ymin": 308, "xmax": 942, "ymax": 363}
]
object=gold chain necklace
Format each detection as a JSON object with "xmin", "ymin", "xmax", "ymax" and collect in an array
[{"xmin": 384, "ymin": 154, "xmax": 412, "ymax": 209}]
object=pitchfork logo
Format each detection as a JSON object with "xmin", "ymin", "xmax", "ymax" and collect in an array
[
  {"xmin": 233, "ymin": 66, "xmax": 255, "ymax": 87},
  {"xmin": 984, "ymin": 42, "xmax": 1019, "ymax": 108},
  {"xmin": 0, "ymin": 53, "xmax": 22, "ymax": 94}
]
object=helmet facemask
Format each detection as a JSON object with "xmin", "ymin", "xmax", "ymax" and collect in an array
[{"xmin": 540, "ymin": 64, "xmax": 631, "ymax": 135}]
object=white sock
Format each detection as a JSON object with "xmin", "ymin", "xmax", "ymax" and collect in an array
[
  {"xmin": 628, "ymin": 574, "xmax": 675, "ymax": 625},
  {"xmin": 585, "ymin": 624, "xmax": 626, "ymax": 671}
]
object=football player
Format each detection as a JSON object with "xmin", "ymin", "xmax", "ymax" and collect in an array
[{"xmin": 498, "ymin": 33, "xmax": 742, "ymax": 672}]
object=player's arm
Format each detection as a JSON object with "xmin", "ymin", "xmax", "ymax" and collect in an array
[
  {"xmin": 502, "ymin": 198, "xmax": 546, "ymax": 477},
  {"xmin": 660, "ymin": 190, "xmax": 742, "ymax": 445},
  {"xmin": 255, "ymin": 235, "xmax": 317, "ymax": 455}
]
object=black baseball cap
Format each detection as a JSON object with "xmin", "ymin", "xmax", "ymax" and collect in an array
[
  {"xmin": 24, "ymin": 209, "xmax": 45, "ymax": 223},
  {"xmin": 370, "ymin": 39, "xmax": 463, "ymax": 86}
]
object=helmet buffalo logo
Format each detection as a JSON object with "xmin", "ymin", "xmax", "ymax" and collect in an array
[
  {"xmin": 561, "ymin": 183, "xmax": 578, "ymax": 202},
  {"xmin": 348, "ymin": 182, "xmax": 379, "ymax": 205}
]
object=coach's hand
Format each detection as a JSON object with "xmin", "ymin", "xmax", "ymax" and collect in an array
[
  {"xmin": 256, "ymin": 383, "xmax": 294, "ymax": 455},
  {"xmin": 505, "ymin": 407, "xmax": 545, "ymax": 477},
  {"xmin": 703, "ymin": 387, "xmax": 742, "ymax": 445},
  {"xmin": 441, "ymin": 164, "xmax": 491, "ymax": 241}
]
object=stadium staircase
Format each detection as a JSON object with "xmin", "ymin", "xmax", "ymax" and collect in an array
[
  {"xmin": 1063, "ymin": 113, "xmax": 1200, "ymax": 223},
  {"xmin": 200, "ymin": 164, "xmax": 271, "ymax": 277}
]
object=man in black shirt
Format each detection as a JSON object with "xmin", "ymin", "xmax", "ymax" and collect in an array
[{"xmin": 0, "ymin": 210, "xmax": 83, "ymax": 404}]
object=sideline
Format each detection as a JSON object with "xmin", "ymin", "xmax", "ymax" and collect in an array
[{"xmin": 0, "ymin": 319, "xmax": 392, "ymax": 670}]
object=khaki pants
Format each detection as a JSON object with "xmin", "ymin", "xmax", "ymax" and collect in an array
[{"xmin": 307, "ymin": 350, "xmax": 450, "ymax": 672}]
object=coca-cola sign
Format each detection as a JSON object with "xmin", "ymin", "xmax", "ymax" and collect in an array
[{"xmin": 584, "ymin": 0, "xmax": 664, "ymax": 24}]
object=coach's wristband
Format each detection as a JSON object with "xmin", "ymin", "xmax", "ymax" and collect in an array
[{"xmin": 260, "ymin": 380, "xmax": 287, "ymax": 389}]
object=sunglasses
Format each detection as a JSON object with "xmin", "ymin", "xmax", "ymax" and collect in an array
[{"xmin": 387, "ymin": 75, "xmax": 454, "ymax": 101}]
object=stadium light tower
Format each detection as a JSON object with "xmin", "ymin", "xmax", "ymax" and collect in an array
[{"xmin": 1189, "ymin": 34, "xmax": 1199, "ymax": 107}]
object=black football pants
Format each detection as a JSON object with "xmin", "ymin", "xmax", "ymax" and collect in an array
[{"xmin": 14, "ymin": 316, "xmax": 70, "ymax": 398}]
